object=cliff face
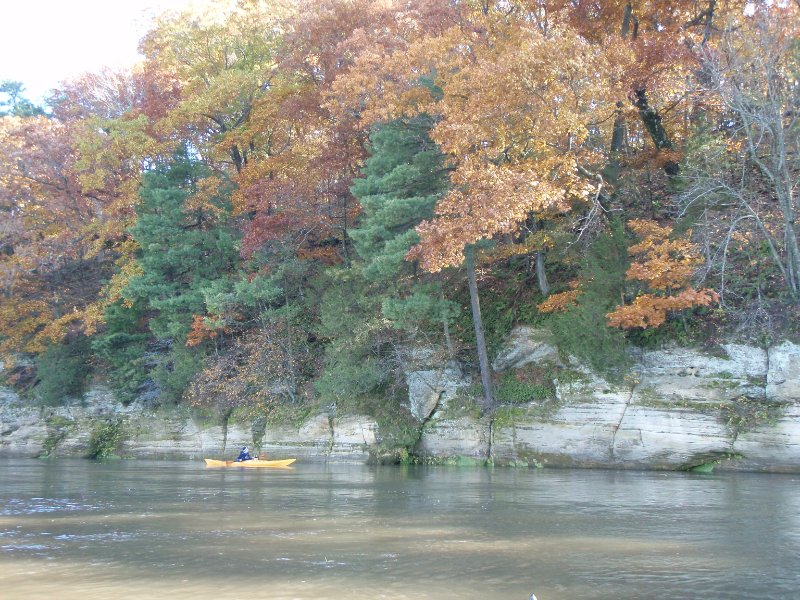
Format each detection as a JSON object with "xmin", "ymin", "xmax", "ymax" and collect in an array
[
  {"xmin": 2, "ymin": 329, "xmax": 799, "ymax": 472},
  {"xmin": 419, "ymin": 328, "xmax": 800, "ymax": 472}
]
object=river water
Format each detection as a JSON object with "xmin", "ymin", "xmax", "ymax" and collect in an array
[{"xmin": 0, "ymin": 459, "xmax": 798, "ymax": 600}]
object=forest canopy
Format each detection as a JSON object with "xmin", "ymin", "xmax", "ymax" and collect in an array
[{"xmin": 1, "ymin": 0, "xmax": 798, "ymax": 416}]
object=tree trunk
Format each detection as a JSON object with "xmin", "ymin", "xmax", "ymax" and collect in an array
[
  {"xmin": 231, "ymin": 145, "xmax": 244, "ymax": 174},
  {"xmin": 440, "ymin": 290, "xmax": 455, "ymax": 359},
  {"xmin": 464, "ymin": 245, "xmax": 494, "ymax": 412},
  {"xmin": 535, "ymin": 250, "xmax": 549, "ymax": 296},
  {"xmin": 779, "ymin": 189, "xmax": 800, "ymax": 299},
  {"xmin": 633, "ymin": 89, "xmax": 679, "ymax": 176},
  {"xmin": 605, "ymin": 101, "xmax": 627, "ymax": 186},
  {"xmin": 621, "ymin": 2, "xmax": 634, "ymax": 38}
]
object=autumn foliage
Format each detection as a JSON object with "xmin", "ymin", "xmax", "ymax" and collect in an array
[
  {"xmin": 607, "ymin": 220, "xmax": 719, "ymax": 329},
  {"xmin": 1, "ymin": 0, "xmax": 796, "ymax": 411}
]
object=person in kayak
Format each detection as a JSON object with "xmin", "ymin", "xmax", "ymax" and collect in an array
[{"xmin": 235, "ymin": 446, "xmax": 255, "ymax": 462}]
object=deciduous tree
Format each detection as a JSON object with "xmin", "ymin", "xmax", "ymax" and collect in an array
[{"xmin": 607, "ymin": 219, "xmax": 719, "ymax": 329}]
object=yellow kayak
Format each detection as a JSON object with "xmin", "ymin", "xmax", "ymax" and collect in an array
[{"xmin": 204, "ymin": 458, "xmax": 296, "ymax": 468}]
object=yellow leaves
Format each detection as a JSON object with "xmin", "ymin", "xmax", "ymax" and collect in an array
[
  {"xmin": 36, "ymin": 312, "xmax": 84, "ymax": 347},
  {"xmin": 80, "ymin": 302, "xmax": 106, "ymax": 337},
  {"xmin": 607, "ymin": 288, "xmax": 720, "ymax": 329},
  {"xmin": 607, "ymin": 219, "xmax": 719, "ymax": 330},
  {"xmin": 97, "ymin": 241, "xmax": 143, "ymax": 309},
  {"xmin": 183, "ymin": 175, "xmax": 230, "ymax": 217},
  {"xmin": 0, "ymin": 298, "xmax": 52, "ymax": 356},
  {"xmin": 537, "ymin": 288, "xmax": 582, "ymax": 314},
  {"xmin": 140, "ymin": 0, "xmax": 291, "ymax": 169}
]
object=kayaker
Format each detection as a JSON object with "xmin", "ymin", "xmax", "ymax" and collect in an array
[{"xmin": 235, "ymin": 446, "xmax": 254, "ymax": 462}]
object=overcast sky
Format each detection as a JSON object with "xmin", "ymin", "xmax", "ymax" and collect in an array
[{"xmin": 0, "ymin": 0, "xmax": 200, "ymax": 102}]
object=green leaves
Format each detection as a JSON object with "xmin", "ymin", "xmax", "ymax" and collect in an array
[
  {"xmin": 350, "ymin": 116, "xmax": 447, "ymax": 283},
  {"xmin": 0, "ymin": 80, "xmax": 45, "ymax": 117},
  {"xmin": 96, "ymin": 152, "xmax": 240, "ymax": 404},
  {"xmin": 126, "ymin": 152, "xmax": 239, "ymax": 340}
]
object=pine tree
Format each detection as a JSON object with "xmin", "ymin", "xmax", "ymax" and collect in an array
[
  {"xmin": 117, "ymin": 152, "xmax": 239, "ymax": 402},
  {"xmin": 547, "ymin": 221, "xmax": 631, "ymax": 375},
  {"xmin": 350, "ymin": 116, "xmax": 458, "ymax": 335},
  {"xmin": 126, "ymin": 153, "xmax": 239, "ymax": 340},
  {"xmin": 351, "ymin": 116, "xmax": 446, "ymax": 279},
  {"xmin": 313, "ymin": 117, "xmax": 458, "ymax": 404}
]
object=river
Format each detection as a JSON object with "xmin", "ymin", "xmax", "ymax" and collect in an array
[{"xmin": 0, "ymin": 459, "xmax": 798, "ymax": 599}]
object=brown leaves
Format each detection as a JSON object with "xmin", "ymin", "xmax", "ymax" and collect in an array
[
  {"xmin": 537, "ymin": 289, "xmax": 582, "ymax": 314},
  {"xmin": 607, "ymin": 288, "xmax": 719, "ymax": 329},
  {"xmin": 607, "ymin": 219, "xmax": 719, "ymax": 329}
]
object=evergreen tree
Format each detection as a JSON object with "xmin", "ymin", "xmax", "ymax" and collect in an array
[
  {"xmin": 91, "ymin": 300, "xmax": 150, "ymax": 404},
  {"xmin": 126, "ymin": 154, "xmax": 238, "ymax": 340},
  {"xmin": 313, "ymin": 268, "xmax": 386, "ymax": 404},
  {"xmin": 34, "ymin": 336, "xmax": 91, "ymax": 406},
  {"xmin": 0, "ymin": 80, "xmax": 46, "ymax": 117},
  {"xmin": 349, "ymin": 116, "xmax": 458, "ymax": 334},
  {"xmin": 112, "ymin": 152, "xmax": 239, "ymax": 403},
  {"xmin": 314, "ymin": 117, "xmax": 458, "ymax": 404},
  {"xmin": 350, "ymin": 116, "xmax": 447, "ymax": 279},
  {"xmin": 550, "ymin": 221, "xmax": 630, "ymax": 375}
]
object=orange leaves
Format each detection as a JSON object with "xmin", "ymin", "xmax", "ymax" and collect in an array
[
  {"xmin": 332, "ymin": 8, "xmax": 621, "ymax": 272},
  {"xmin": 607, "ymin": 219, "xmax": 719, "ymax": 329},
  {"xmin": 624, "ymin": 219, "xmax": 704, "ymax": 290},
  {"xmin": 607, "ymin": 288, "xmax": 719, "ymax": 329},
  {"xmin": 408, "ymin": 161, "xmax": 575, "ymax": 272},
  {"xmin": 295, "ymin": 246, "xmax": 341, "ymax": 266},
  {"xmin": 537, "ymin": 289, "xmax": 582, "ymax": 314},
  {"xmin": 186, "ymin": 320, "xmax": 312, "ymax": 411},
  {"xmin": 479, "ymin": 230, "xmax": 556, "ymax": 264},
  {"xmin": 0, "ymin": 113, "xmax": 126, "ymax": 353},
  {"xmin": 186, "ymin": 314, "xmax": 230, "ymax": 347}
]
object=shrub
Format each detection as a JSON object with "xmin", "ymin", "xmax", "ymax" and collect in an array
[
  {"xmin": 495, "ymin": 367, "xmax": 555, "ymax": 404},
  {"xmin": 548, "ymin": 223, "xmax": 630, "ymax": 375},
  {"xmin": 34, "ymin": 337, "xmax": 91, "ymax": 406},
  {"xmin": 153, "ymin": 344, "xmax": 205, "ymax": 404},
  {"xmin": 87, "ymin": 419, "xmax": 125, "ymax": 459},
  {"xmin": 40, "ymin": 416, "xmax": 75, "ymax": 458}
]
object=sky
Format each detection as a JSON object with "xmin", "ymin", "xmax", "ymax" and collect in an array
[{"xmin": 0, "ymin": 0, "xmax": 201, "ymax": 103}]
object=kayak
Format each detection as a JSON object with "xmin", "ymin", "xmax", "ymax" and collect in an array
[{"xmin": 204, "ymin": 458, "xmax": 296, "ymax": 468}]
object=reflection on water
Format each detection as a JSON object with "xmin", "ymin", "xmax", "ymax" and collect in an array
[{"xmin": 0, "ymin": 459, "xmax": 798, "ymax": 599}]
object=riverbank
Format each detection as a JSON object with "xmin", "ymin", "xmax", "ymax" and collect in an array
[{"xmin": 2, "ymin": 328, "xmax": 799, "ymax": 472}]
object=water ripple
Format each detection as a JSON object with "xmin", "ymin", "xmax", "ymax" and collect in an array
[{"xmin": 1, "ymin": 497, "xmax": 104, "ymax": 516}]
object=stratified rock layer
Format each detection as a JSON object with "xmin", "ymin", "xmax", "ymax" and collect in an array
[{"xmin": 2, "ymin": 331, "xmax": 799, "ymax": 472}]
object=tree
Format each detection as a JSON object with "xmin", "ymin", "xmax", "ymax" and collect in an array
[
  {"xmin": 138, "ymin": 0, "xmax": 290, "ymax": 173},
  {"xmin": 118, "ymin": 152, "xmax": 239, "ymax": 402},
  {"xmin": 312, "ymin": 116, "xmax": 459, "ymax": 403},
  {"xmin": 680, "ymin": 5, "xmax": 800, "ymax": 301},
  {"xmin": 538, "ymin": 221, "xmax": 630, "ymax": 373},
  {"xmin": 236, "ymin": 0, "xmax": 457, "ymax": 268},
  {"xmin": 350, "ymin": 116, "xmax": 457, "ymax": 339},
  {"xmin": 333, "ymin": 3, "xmax": 625, "ymax": 409},
  {"xmin": 0, "ymin": 81, "xmax": 45, "ymax": 117},
  {"xmin": 606, "ymin": 220, "xmax": 719, "ymax": 329},
  {"xmin": 91, "ymin": 300, "xmax": 150, "ymax": 404},
  {"xmin": 0, "ymin": 115, "xmax": 114, "ymax": 356}
]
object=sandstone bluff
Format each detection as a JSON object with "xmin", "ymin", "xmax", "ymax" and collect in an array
[{"xmin": 2, "ymin": 327, "xmax": 799, "ymax": 473}]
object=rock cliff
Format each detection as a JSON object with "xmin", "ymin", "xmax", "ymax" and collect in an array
[{"xmin": 2, "ymin": 328, "xmax": 799, "ymax": 472}]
